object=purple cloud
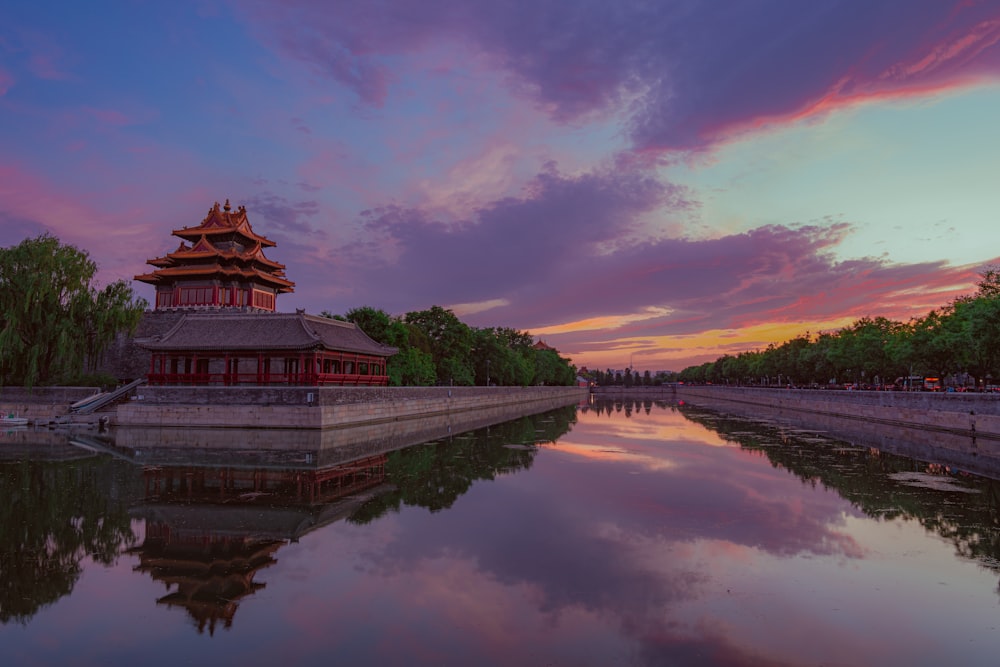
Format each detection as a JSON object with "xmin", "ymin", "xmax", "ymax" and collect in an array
[
  {"xmin": 234, "ymin": 0, "xmax": 1000, "ymax": 152},
  {"xmin": 297, "ymin": 159, "xmax": 979, "ymax": 340}
]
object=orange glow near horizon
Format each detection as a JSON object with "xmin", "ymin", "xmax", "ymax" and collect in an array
[{"xmin": 563, "ymin": 316, "xmax": 859, "ymax": 371}]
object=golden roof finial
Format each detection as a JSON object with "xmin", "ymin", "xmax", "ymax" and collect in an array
[{"xmin": 223, "ymin": 199, "xmax": 231, "ymax": 212}]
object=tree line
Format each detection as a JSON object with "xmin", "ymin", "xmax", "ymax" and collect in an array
[
  {"xmin": 676, "ymin": 268, "xmax": 1000, "ymax": 389},
  {"xmin": 325, "ymin": 305, "xmax": 577, "ymax": 387}
]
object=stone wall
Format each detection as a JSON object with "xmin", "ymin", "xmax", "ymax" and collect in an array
[
  {"xmin": 675, "ymin": 386, "xmax": 1000, "ymax": 440},
  {"xmin": 116, "ymin": 385, "xmax": 589, "ymax": 429},
  {"xmin": 0, "ymin": 386, "xmax": 101, "ymax": 423},
  {"xmin": 109, "ymin": 398, "xmax": 576, "ymax": 465},
  {"xmin": 93, "ymin": 310, "xmax": 185, "ymax": 381}
]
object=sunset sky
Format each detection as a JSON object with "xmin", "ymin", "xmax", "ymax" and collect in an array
[{"xmin": 2, "ymin": 1, "xmax": 999, "ymax": 372}]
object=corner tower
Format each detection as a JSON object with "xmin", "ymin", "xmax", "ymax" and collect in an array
[{"xmin": 135, "ymin": 200, "xmax": 295, "ymax": 311}]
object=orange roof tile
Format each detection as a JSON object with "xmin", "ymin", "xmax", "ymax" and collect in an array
[{"xmin": 171, "ymin": 200, "xmax": 276, "ymax": 247}]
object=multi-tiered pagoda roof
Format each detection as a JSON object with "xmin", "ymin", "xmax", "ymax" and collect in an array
[
  {"xmin": 131, "ymin": 200, "xmax": 396, "ymax": 387},
  {"xmin": 135, "ymin": 200, "xmax": 294, "ymax": 311}
]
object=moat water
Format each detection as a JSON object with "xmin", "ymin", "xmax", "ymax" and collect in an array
[{"xmin": 2, "ymin": 397, "xmax": 1000, "ymax": 666}]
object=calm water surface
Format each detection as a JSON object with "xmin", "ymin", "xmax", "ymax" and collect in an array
[{"xmin": 2, "ymin": 398, "xmax": 1000, "ymax": 666}]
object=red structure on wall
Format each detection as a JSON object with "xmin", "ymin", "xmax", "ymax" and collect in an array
[
  {"xmin": 135, "ymin": 199, "xmax": 295, "ymax": 312},
  {"xmin": 134, "ymin": 200, "xmax": 396, "ymax": 386},
  {"xmin": 142, "ymin": 311, "xmax": 396, "ymax": 386}
]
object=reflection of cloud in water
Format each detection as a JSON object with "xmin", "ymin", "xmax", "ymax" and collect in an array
[
  {"xmin": 543, "ymin": 439, "xmax": 680, "ymax": 471},
  {"xmin": 582, "ymin": 412, "xmax": 735, "ymax": 448}
]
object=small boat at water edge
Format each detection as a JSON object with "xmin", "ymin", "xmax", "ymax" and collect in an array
[{"xmin": 1, "ymin": 414, "xmax": 29, "ymax": 426}]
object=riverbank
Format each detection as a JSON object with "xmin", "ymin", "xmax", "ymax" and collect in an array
[
  {"xmin": 0, "ymin": 386, "xmax": 101, "ymax": 425},
  {"xmin": 673, "ymin": 385, "xmax": 1000, "ymax": 440},
  {"xmin": 593, "ymin": 385, "xmax": 1000, "ymax": 477}
]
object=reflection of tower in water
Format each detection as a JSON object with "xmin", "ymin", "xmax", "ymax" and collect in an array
[
  {"xmin": 131, "ymin": 527, "xmax": 281, "ymax": 635},
  {"xmin": 128, "ymin": 454, "xmax": 389, "ymax": 634}
]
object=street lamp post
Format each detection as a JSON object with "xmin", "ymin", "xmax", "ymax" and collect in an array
[{"xmin": 486, "ymin": 359, "xmax": 490, "ymax": 386}]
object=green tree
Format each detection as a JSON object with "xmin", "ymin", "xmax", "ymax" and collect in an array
[
  {"xmin": 532, "ymin": 347, "xmax": 576, "ymax": 385},
  {"xmin": 343, "ymin": 305, "xmax": 395, "ymax": 343},
  {"xmin": 908, "ymin": 308, "xmax": 963, "ymax": 378},
  {"xmin": 949, "ymin": 289, "xmax": 1000, "ymax": 387},
  {"xmin": 0, "ymin": 234, "xmax": 147, "ymax": 387},
  {"xmin": 339, "ymin": 306, "xmax": 436, "ymax": 386},
  {"xmin": 405, "ymin": 306, "xmax": 474, "ymax": 385},
  {"xmin": 828, "ymin": 317, "xmax": 903, "ymax": 385}
]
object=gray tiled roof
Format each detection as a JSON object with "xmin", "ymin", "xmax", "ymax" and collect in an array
[{"xmin": 138, "ymin": 311, "xmax": 397, "ymax": 357}]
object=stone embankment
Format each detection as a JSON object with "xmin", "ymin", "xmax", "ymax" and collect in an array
[
  {"xmin": 0, "ymin": 386, "xmax": 102, "ymax": 424},
  {"xmin": 673, "ymin": 385, "xmax": 1000, "ymax": 441},
  {"xmin": 116, "ymin": 385, "xmax": 589, "ymax": 429},
  {"xmin": 593, "ymin": 384, "xmax": 1000, "ymax": 476}
]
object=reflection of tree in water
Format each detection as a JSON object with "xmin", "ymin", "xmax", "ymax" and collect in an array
[
  {"xmin": 676, "ymin": 403, "xmax": 1000, "ymax": 588},
  {"xmin": 0, "ymin": 457, "xmax": 141, "ymax": 624},
  {"xmin": 579, "ymin": 398, "xmax": 674, "ymax": 418},
  {"xmin": 351, "ymin": 406, "xmax": 577, "ymax": 523}
]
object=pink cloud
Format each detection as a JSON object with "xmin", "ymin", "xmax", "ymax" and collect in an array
[
  {"xmin": 0, "ymin": 67, "xmax": 13, "ymax": 95},
  {"xmin": 320, "ymin": 160, "xmax": 979, "ymax": 336},
  {"xmin": 886, "ymin": 18, "xmax": 1000, "ymax": 79}
]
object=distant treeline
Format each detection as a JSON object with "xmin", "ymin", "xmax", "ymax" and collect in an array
[
  {"xmin": 675, "ymin": 268, "xmax": 1000, "ymax": 389},
  {"xmin": 579, "ymin": 368, "xmax": 673, "ymax": 387},
  {"xmin": 325, "ymin": 305, "xmax": 577, "ymax": 387}
]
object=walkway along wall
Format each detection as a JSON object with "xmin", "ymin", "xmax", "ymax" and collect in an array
[{"xmin": 116, "ymin": 385, "xmax": 589, "ymax": 429}]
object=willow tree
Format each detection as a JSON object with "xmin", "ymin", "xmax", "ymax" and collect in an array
[{"xmin": 0, "ymin": 234, "xmax": 147, "ymax": 387}]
